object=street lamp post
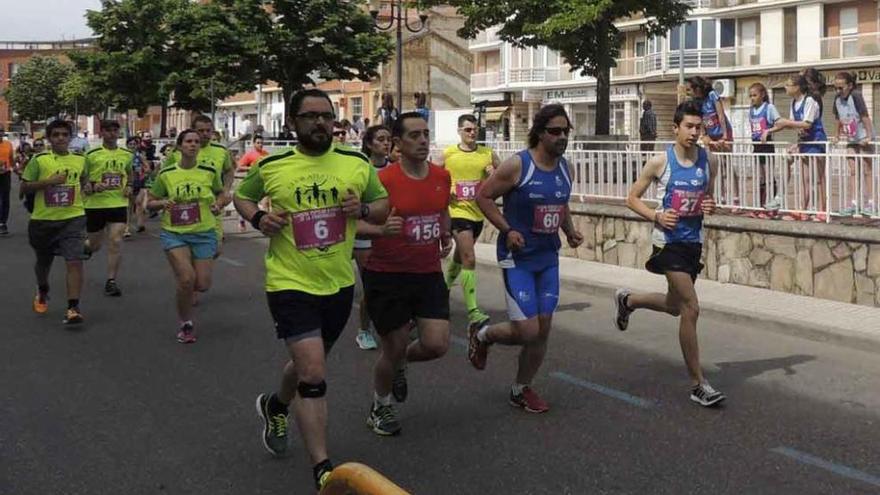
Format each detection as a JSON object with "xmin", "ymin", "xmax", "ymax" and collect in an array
[{"xmin": 370, "ymin": 1, "xmax": 428, "ymax": 113}]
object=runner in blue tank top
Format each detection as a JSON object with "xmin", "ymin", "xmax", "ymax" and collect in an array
[
  {"xmin": 469, "ymin": 104, "xmax": 584, "ymax": 414},
  {"xmin": 612, "ymin": 101, "xmax": 726, "ymax": 408}
]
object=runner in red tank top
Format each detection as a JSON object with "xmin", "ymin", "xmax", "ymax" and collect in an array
[{"xmin": 359, "ymin": 113, "xmax": 453, "ymax": 436}]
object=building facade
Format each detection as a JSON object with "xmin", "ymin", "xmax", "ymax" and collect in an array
[{"xmin": 470, "ymin": 0, "xmax": 880, "ymax": 142}]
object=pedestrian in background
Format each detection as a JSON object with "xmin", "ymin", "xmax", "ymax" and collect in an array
[
  {"xmin": 639, "ymin": 100, "xmax": 657, "ymax": 153},
  {"xmin": 0, "ymin": 127, "xmax": 16, "ymax": 235}
]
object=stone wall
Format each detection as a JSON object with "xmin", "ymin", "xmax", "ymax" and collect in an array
[{"xmin": 478, "ymin": 202, "xmax": 880, "ymax": 307}]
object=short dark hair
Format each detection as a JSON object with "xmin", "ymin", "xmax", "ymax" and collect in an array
[
  {"xmin": 332, "ymin": 121, "xmax": 344, "ymax": 129},
  {"xmin": 176, "ymin": 128, "xmax": 199, "ymax": 146},
  {"xmin": 642, "ymin": 100, "xmax": 652, "ymax": 110},
  {"xmin": 392, "ymin": 111, "xmax": 427, "ymax": 138},
  {"xmin": 458, "ymin": 114, "xmax": 477, "ymax": 127},
  {"xmin": 673, "ymin": 101, "xmax": 703, "ymax": 126},
  {"xmin": 100, "ymin": 119, "xmax": 120, "ymax": 130},
  {"xmin": 46, "ymin": 120, "xmax": 73, "ymax": 136},
  {"xmin": 361, "ymin": 124, "xmax": 391, "ymax": 155},
  {"xmin": 686, "ymin": 76, "xmax": 713, "ymax": 97},
  {"xmin": 252, "ymin": 134, "xmax": 263, "ymax": 142},
  {"xmin": 191, "ymin": 115, "xmax": 212, "ymax": 127},
  {"xmin": 289, "ymin": 88, "xmax": 334, "ymax": 117},
  {"xmin": 527, "ymin": 104, "xmax": 570, "ymax": 148}
]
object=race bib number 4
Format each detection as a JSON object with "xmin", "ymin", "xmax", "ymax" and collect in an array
[
  {"xmin": 45, "ymin": 185, "xmax": 75, "ymax": 207},
  {"xmin": 532, "ymin": 204, "xmax": 565, "ymax": 234},
  {"xmin": 455, "ymin": 180, "xmax": 480, "ymax": 201},
  {"xmin": 170, "ymin": 202, "xmax": 201, "ymax": 226},
  {"xmin": 292, "ymin": 207, "xmax": 346, "ymax": 250},
  {"xmin": 405, "ymin": 213, "xmax": 441, "ymax": 245},
  {"xmin": 841, "ymin": 118, "xmax": 859, "ymax": 139},
  {"xmin": 670, "ymin": 190, "xmax": 705, "ymax": 217},
  {"xmin": 102, "ymin": 173, "xmax": 123, "ymax": 189}
]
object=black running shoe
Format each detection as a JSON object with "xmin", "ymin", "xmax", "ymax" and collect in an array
[
  {"xmin": 104, "ymin": 279, "xmax": 122, "ymax": 297},
  {"xmin": 313, "ymin": 459, "xmax": 334, "ymax": 490},
  {"xmin": 255, "ymin": 393, "xmax": 288, "ymax": 456},
  {"xmin": 392, "ymin": 365, "xmax": 408, "ymax": 403},
  {"xmin": 690, "ymin": 382, "xmax": 726, "ymax": 407},
  {"xmin": 367, "ymin": 402, "xmax": 401, "ymax": 436},
  {"xmin": 613, "ymin": 288, "xmax": 633, "ymax": 331}
]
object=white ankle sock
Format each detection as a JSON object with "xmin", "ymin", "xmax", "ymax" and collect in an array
[
  {"xmin": 373, "ymin": 391, "xmax": 391, "ymax": 407},
  {"xmin": 511, "ymin": 383, "xmax": 527, "ymax": 395},
  {"xmin": 476, "ymin": 326, "xmax": 490, "ymax": 343}
]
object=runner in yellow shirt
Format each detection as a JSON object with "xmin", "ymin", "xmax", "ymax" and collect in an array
[
  {"xmin": 436, "ymin": 114, "xmax": 500, "ymax": 326},
  {"xmin": 147, "ymin": 129, "xmax": 224, "ymax": 344},
  {"xmin": 21, "ymin": 120, "xmax": 90, "ymax": 324},
  {"xmin": 234, "ymin": 89, "xmax": 389, "ymax": 491},
  {"xmin": 83, "ymin": 120, "xmax": 134, "ymax": 297}
]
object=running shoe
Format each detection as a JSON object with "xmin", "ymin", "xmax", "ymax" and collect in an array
[
  {"xmin": 367, "ymin": 402, "xmax": 401, "ymax": 436},
  {"xmin": 690, "ymin": 382, "xmax": 726, "ymax": 407},
  {"xmin": 764, "ymin": 195, "xmax": 782, "ymax": 212},
  {"xmin": 136, "ymin": 226, "xmax": 146, "ymax": 233},
  {"xmin": 255, "ymin": 393, "xmax": 288, "ymax": 456},
  {"xmin": 314, "ymin": 459, "xmax": 334, "ymax": 490},
  {"xmin": 392, "ymin": 365, "xmax": 407, "ymax": 403},
  {"xmin": 467, "ymin": 317, "xmax": 490, "ymax": 370},
  {"xmin": 104, "ymin": 279, "xmax": 122, "ymax": 297},
  {"xmin": 613, "ymin": 288, "xmax": 633, "ymax": 331},
  {"xmin": 841, "ymin": 202, "xmax": 858, "ymax": 216},
  {"xmin": 509, "ymin": 386, "xmax": 550, "ymax": 413},
  {"xmin": 33, "ymin": 291, "xmax": 48, "ymax": 314},
  {"xmin": 176, "ymin": 323, "xmax": 197, "ymax": 344},
  {"xmin": 123, "ymin": 226, "xmax": 132, "ymax": 239},
  {"xmin": 0, "ymin": 223, "xmax": 8, "ymax": 235},
  {"xmin": 468, "ymin": 308, "xmax": 490, "ymax": 324},
  {"xmin": 63, "ymin": 307, "xmax": 84, "ymax": 325},
  {"xmin": 355, "ymin": 329, "xmax": 378, "ymax": 350}
]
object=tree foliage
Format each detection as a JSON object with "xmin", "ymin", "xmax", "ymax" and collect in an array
[
  {"xmin": 59, "ymin": 70, "xmax": 108, "ymax": 118},
  {"xmin": 419, "ymin": 0, "xmax": 691, "ymax": 135},
  {"xmin": 4, "ymin": 56, "xmax": 72, "ymax": 122}
]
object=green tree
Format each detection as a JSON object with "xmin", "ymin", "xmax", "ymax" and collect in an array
[
  {"xmin": 4, "ymin": 56, "xmax": 72, "ymax": 123},
  {"xmin": 59, "ymin": 70, "xmax": 108, "ymax": 118},
  {"xmin": 226, "ymin": 0, "xmax": 394, "ymax": 116},
  {"xmin": 419, "ymin": 0, "xmax": 690, "ymax": 135}
]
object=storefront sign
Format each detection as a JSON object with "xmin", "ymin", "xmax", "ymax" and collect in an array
[{"xmin": 543, "ymin": 84, "xmax": 638, "ymax": 103}]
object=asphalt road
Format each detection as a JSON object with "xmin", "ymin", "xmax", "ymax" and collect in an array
[{"xmin": 2, "ymin": 200, "xmax": 879, "ymax": 495}]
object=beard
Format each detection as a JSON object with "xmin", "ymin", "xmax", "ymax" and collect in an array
[
  {"xmin": 297, "ymin": 126, "xmax": 332, "ymax": 153},
  {"xmin": 551, "ymin": 139, "xmax": 568, "ymax": 157}
]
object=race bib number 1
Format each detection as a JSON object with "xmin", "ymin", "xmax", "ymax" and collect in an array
[
  {"xmin": 45, "ymin": 185, "xmax": 74, "ymax": 207},
  {"xmin": 292, "ymin": 207, "xmax": 346, "ymax": 250},
  {"xmin": 170, "ymin": 202, "xmax": 201, "ymax": 226},
  {"xmin": 405, "ymin": 213, "xmax": 441, "ymax": 245},
  {"xmin": 102, "ymin": 173, "xmax": 123, "ymax": 189},
  {"xmin": 455, "ymin": 180, "xmax": 480, "ymax": 201},
  {"xmin": 532, "ymin": 204, "xmax": 565, "ymax": 234},
  {"xmin": 670, "ymin": 190, "xmax": 705, "ymax": 218}
]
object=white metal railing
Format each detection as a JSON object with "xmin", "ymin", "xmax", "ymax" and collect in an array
[
  {"xmin": 469, "ymin": 27, "xmax": 502, "ymax": 48},
  {"xmin": 821, "ymin": 32, "xmax": 880, "ymax": 60},
  {"xmin": 430, "ymin": 140, "xmax": 880, "ymax": 221},
  {"xmin": 611, "ymin": 57, "xmax": 646, "ymax": 77},
  {"xmin": 471, "ymin": 71, "xmax": 504, "ymax": 89},
  {"xmin": 508, "ymin": 68, "xmax": 548, "ymax": 84}
]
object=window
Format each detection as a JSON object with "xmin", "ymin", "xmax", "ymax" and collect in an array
[
  {"xmin": 720, "ymin": 19, "xmax": 736, "ymax": 48},
  {"xmin": 701, "ymin": 19, "xmax": 717, "ymax": 49},
  {"xmin": 531, "ymin": 47, "xmax": 543, "ymax": 68},
  {"xmin": 840, "ymin": 7, "xmax": 859, "ymax": 57},
  {"xmin": 670, "ymin": 21, "xmax": 697, "ymax": 50},
  {"xmin": 351, "ymin": 97, "xmax": 363, "ymax": 121},
  {"xmin": 635, "ymin": 40, "xmax": 646, "ymax": 57},
  {"xmin": 783, "ymin": 7, "xmax": 797, "ymax": 63},
  {"xmin": 547, "ymin": 50, "xmax": 560, "ymax": 67}
]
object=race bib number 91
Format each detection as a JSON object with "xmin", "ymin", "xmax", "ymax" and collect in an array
[
  {"xmin": 670, "ymin": 190, "xmax": 705, "ymax": 218},
  {"xmin": 532, "ymin": 204, "xmax": 565, "ymax": 234},
  {"xmin": 170, "ymin": 202, "xmax": 201, "ymax": 226},
  {"xmin": 45, "ymin": 185, "xmax": 74, "ymax": 207},
  {"xmin": 455, "ymin": 180, "xmax": 480, "ymax": 201},
  {"xmin": 405, "ymin": 213, "xmax": 441, "ymax": 245},
  {"xmin": 292, "ymin": 207, "xmax": 346, "ymax": 250}
]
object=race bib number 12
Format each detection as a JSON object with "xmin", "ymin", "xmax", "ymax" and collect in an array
[{"xmin": 45, "ymin": 185, "xmax": 74, "ymax": 207}]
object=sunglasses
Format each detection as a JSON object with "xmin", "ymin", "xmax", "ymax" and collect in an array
[
  {"xmin": 297, "ymin": 111, "xmax": 335, "ymax": 121},
  {"xmin": 544, "ymin": 126, "xmax": 571, "ymax": 136},
  {"xmin": 460, "ymin": 127, "xmax": 478, "ymax": 134},
  {"xmin": 332, "ymin": 131, "xmax": 347, "ymax": 137}
]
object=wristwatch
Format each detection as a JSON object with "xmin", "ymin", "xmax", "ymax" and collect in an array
[{"xmin": 359, "ymin": 204, "xmax": 370, "ymax": 219}]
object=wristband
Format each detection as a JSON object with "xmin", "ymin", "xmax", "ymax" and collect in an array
[
  {"xmin": 250, "ymin": 210, "xmax": 268, "ymax": 230},
  {"xmin": 359, "ymin": 204, "xmax": 370, "ymax": 219}
]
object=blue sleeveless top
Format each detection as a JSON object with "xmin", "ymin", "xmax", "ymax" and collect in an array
[
  {"xmin": 792, "ymin": 96, "xmax": 827, "ymax": 143},
  {"xmin": 497, "ymin": 150, "xmax": 572, "ymax": 271},
  {"xmin": 652, "ymin": 145, "xmax": 710, "ymax": 245}
]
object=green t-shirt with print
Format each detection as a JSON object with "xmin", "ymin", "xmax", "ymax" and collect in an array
[
  {"xmin": 150, "ymin": 164, "xmax": 223, "ymax": 234},
  {"xmin": 167, "ymin": 143, "xmax": 233, "ymax": 176},
  {"xmin": 235, "ymin": 144, "xmax": 388, "ymax": 295},
  {"xmin": 22, "ymin": 151, "xmax": 87, "ymax": 221},
  {"xmin": 84, "ymin": 146, "xmax": 134, "ymax": 209}
]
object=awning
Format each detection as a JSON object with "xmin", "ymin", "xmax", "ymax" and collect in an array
[{"xmin": 483, "ymin": 107, "xmax": 509, "ymax": 121}]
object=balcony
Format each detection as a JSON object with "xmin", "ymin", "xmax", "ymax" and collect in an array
[
  {"xmin": 821, "ymin": 32, "xmax": 880, "ymax": 60},
  {"xmin": 508, "ymin": 68, "xmax": 549, "ymax": 84},
  {"xmin": 611, "ymin": 57, "xmax": 646, "ymax": 78},
  {"xmin": 471, "ymin": 71, "xmax": 504, "ymax": 89},
  {"xmin": 681, "ymin": 0, "xmax": 758, "ymax": 8},
  {"xmin": 665, "ymin": 46, "xmax": 761, "ymax": 70},
  {"xmin": 469, "ymin": 27, "xmax": 503, "ymax": 51}
]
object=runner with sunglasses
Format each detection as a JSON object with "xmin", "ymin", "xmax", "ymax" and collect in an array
[
  {"xmin": 469, "ymin": 104, "xmax": 584, "ymax": 413},
  {"xmin": 436, "ymin": 114, "xmax": 500, "ymax": 330}
]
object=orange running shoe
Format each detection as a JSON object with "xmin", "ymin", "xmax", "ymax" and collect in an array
[{"xmin": 33, "ymin": 292, "xmax": 48, "ymax": 314}]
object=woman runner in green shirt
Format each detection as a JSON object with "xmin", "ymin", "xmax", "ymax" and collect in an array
[{"xmin": 147, "ymin": 129, "xmax": 224, "ymax": 344}]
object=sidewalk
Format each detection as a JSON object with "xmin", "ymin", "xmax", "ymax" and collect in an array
[{"xmin": 474, "ymin": 243, "xmax": 880, "ymax": 353}]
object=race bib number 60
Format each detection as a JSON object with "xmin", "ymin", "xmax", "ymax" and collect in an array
[
  {"xmin": 292, "ymin": 207, "xmax": 346, "ymax": 250},
  {"xmin": 405, "ymin": 213, "xmax": 441, "ymax": 245},
  {"xmin": 532, "ymin": 204, "xmax": 565, "ymax": 234}
]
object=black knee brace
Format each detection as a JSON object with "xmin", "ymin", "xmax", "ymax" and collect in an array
[{"xmin": 297, "ymin": 380, "xmax": 327, "ymax": 398}]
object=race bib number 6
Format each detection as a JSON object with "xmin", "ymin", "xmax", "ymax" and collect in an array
[
  {"xmin": 455, "ymin": 180, "xmax": 480, "ymax": 201},
  {"xmin": 405, "ymin": 213, "xmax": 441, "ymax": 245},
  {"xmin": 532, "ymin": 204, "xmax": 565, "ymax": 234},
  {"xmin": 670, "ymin": 190, "xmax": 705, "ymax": 218},
  {"xmin": 45, "ymin": 185, "xmax": 74, "ymax": 207},
  {"xmin": 292, "ymin": 207, "xmax": 346, "ymax": 250},
  {"xmin": 170, "ymin": 202, "xmax": 201, "ymax": 226}
]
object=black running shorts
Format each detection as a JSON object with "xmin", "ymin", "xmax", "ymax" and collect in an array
[
  {"xmin": 450, "ymin": 218, "xmax": 484, "ymax": 239},
  {"xmin": 362, "ymin": 270, "xmax": 449, "ymax": 335},
  {"xmin": 266, "ymin": 286, "xmax": 354, "ymax": 351},
  {"xmin": 86, "ymin": 207, "xmax": 128, "ymax": 233},
  {"xmin": 645, "ymin": 242, "xmax": 704, "ymax": 282}
]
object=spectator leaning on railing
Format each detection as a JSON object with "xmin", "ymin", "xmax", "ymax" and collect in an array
[{"xmin": 832, "ymin": 71, "xmax": 876, "ymax": 216}]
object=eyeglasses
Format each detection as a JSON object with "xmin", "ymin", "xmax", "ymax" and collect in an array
[
  {"xmin": 297, "ymin": 111, "xmax": 335, "ymax": 121},
  {"xmin": 332, "ymin": 131, "xmax": 347, "ymax": 137},
  {"xmin": 835, "ymin": 86, "xmax": 847, "ymax": 92},
  {"xmin": 544, "ymin": 126, "xmax": 571, "ymax": 136},
  {"xmin": 460, "ymin": 127, "xmax": 478, "ymax": 134}
]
